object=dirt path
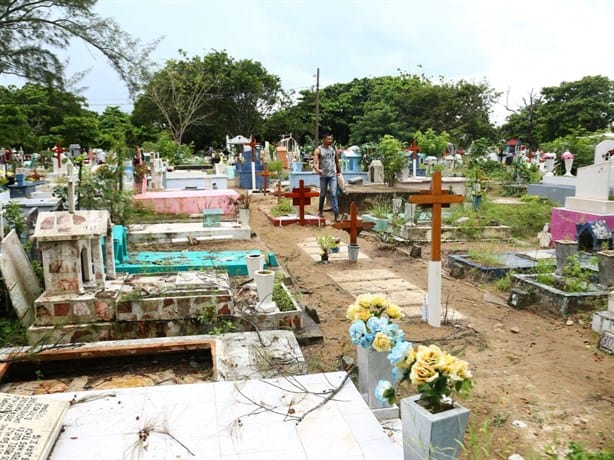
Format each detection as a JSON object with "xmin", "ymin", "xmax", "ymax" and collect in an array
[{"xmin": 243, "ymin": 192, "xmax": 613, "ymax": 458}]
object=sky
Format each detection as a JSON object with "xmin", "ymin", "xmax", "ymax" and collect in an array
[{"xmin": 22, "ymin": 0, "xmax": 614, "ymax": 126}]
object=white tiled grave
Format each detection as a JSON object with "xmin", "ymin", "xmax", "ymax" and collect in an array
[
  {"xmin": 47, "ymin": 371, "xmax": 402, "ymax": 460},
  {"xmin": 329, "ymin": 268, "xmax": 464, "ymax": 320}
]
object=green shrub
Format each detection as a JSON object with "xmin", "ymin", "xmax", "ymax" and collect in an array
[{"xmin": 270, "ymin": 199, "xmax": 295, "ymax": 217}]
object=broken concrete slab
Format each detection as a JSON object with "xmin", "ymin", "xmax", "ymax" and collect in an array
[{"xmin": 0, "ymin": 229, "xmax": 42, "ymax": 326}]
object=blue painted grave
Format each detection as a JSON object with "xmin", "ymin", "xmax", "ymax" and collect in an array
[{"xmin": 109, "ymin": 225, "xmax": 278, "ymax": 275}]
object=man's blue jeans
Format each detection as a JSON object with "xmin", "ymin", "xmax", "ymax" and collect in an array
[{"xmin": 318, "ymin": 175, "xmax": 339, "ymax": 215}]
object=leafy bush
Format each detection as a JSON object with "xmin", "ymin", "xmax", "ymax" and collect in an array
[
  {"xmin": 270, "ymin": 199, "xmax": 295, "ymax": 217},
  {"xmin": 367, "ymin": 199, "xmax": 392, "ymax": 218}
]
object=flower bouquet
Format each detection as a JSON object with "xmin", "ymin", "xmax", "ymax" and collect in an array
[
  {"xmin": 347, "ymin": 293, "xmax": 405, "ymax": 352},
  {"xmin": 375, "ymin": 341, "xmax": 473, "ymax": 413},
  {"xmin": 561, "ymin": 150, "xmax": 574, "ymax": 160}
]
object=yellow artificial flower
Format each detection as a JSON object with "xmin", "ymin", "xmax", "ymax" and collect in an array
[
  {"xmin": 356, "ymin": 293, "xmax": 374, "ymax": 308},
  {"xmin": 438, "ymin": 352, "xmax": 457, "ymax": 374},
  {"xmin": 346, "ymin": 303, "xmax": 359, "ymax": 320},
  {"xmin": 370, "ymin": 293, "xmax": 389, "ymax": 308},
  {"xmin": 385, "ymin": 302, "xmax": 403, "ymax": 319},
  {"xmin": 372, "ymin": 332, "xmax": 393, "ymax": 352},
  {"xmin": 448, "ymin": 359, "xmax": 472, "ymax": 381},
  {"xmin": 410, "ymin": 362, "xmax": 439, "ymax": 385},
  {"xmin": 415, "ymin": 344, "xmax": 444, "ymax": 368},
  {"xmin": 397, "ymin": 347, "xmax": 417, "ymax": 369}
]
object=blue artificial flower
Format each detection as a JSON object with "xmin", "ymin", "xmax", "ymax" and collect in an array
[
  {"xmin": 360, "ymin": 331, "xmax": 375, "ymax": 349},
  {"xmin": 391, "ymin": 366, "xmax": 403, "ymax": 383},
  {"xmin": 366, "ymin": 315, "xmax": 388, "ymax": 333},
  {"xmin": 375, "ymin": 380, "xmax": 396, "ymax": 404},
  {"xmin": 387, "ymin": 340, "xmax": 412, "ymax": 366},
  {"xmin": 386, "ymin": 323, "xmax": 405, "ymax": 345},
  {"xmin": 349, "ymin": 320, "xmax": 367, "ymax": 345},
  {"xmin": 349, "ymin": 320, "xmax": 374, "ymax": 349}
]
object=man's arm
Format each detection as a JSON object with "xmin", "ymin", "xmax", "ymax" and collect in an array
[{"xmin": 313, "ymin": 147, "xmax": 322, "ymax": 174}]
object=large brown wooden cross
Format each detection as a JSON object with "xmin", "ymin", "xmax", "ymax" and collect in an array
[
  {"xmin": 332, "ymin": 202, "xmax": 374, "ymax": 245},
  {"xmin": 409, "ymin": 171, "xmax": 464, "ymax": 327},
  {"xmin": 409, "ymin": 171, "xmax": 463, "ymax": 261},
  {"xmin": 257, "ymin": 165, "xmax": 272, "ymax": 195},
  {"xmin": 284, "ymin": 179, "xmax": 319, "ymax": 225}
]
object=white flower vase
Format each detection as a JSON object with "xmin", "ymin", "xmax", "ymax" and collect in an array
[
  {"xmin": 348, "ymin": 244, "xmax": 360, "ymax": 263},
  {"xmin": 246, "ymin": 253, "xmax": 264, "ymax": 280},
  {"xmin": 401, "ymin": 395, "xmax": 469, "ymax": 460},
  {"xmin": 357, "ymin": 346, "xmax": 398, "ymax": 419},
  {"xmin": 544, "ymin": 158, "xmax": 555, "ymax": 176},
  {"xmin": 254, "ymin": 269, "xmax": 278, "ymax": 313},
  {"xmin": 564, "ymin": 158, "xmax": 574, "ymax": 176}
]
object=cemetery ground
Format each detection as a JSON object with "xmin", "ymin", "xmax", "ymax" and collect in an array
[
  {"xmin": 1, "ymin": 190, "xmax": 612, "ymax": 458},
  {"xmin": 243, "ymin": 192, "xmax": 613, "ymax": 458}
]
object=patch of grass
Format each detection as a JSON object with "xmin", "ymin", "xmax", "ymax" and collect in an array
[
  {"xmin": 468, "ymin": 249, "xmax": 503, "ymax": 267},
  {"xmin": 366, "ymin": 199, "xmax": 392, "ymax": 218},
  {"xmin": 270, "ymin": 199, "xmax": 295, "ymax": 217},
  {"xmin": 493, "ymin": 271, "xmax": 513, "ymax": 291},
  {"xmin": 272, "ymin": 281, "xmax": 296, "ymax": 312},
  {"xmin": 0, "ymin": 317, "xmax": 27, "ymax": 347}
]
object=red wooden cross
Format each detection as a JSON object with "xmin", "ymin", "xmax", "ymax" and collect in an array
[
  {"xmin": 247, "ymin": 135, "xmax": 257, "ymax": 162},
  {"xmin": 273, "ymin": 181, "xmax": 284, "ymax": 204},
  {"xmin": 283, "ymin": 179, "xmax": 319, "ymax": 225},
  {"xmin": 257, "ymin": 165, "xmax": 272, "ymax": 195},
  {"xmin": 409, "ymin": 140, "xmax": 420, "ymax": 160},
  {"xmin": 52, "ymin": 144, "xmax": 64, "ymax": 168},
  {"xmin": 332, "ymin": 202, "xmax": 375, "ymax": 245},
  {"xmin": 409, "ymin": 171, "xmax": 463, "ymax": 261}
]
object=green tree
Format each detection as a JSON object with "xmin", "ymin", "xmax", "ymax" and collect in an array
[
  {"xmin": 0, "ymin": 0, "xmax": 157, "ymax": 91},
  {"xmin": 414, "ymin": 128, "xmax": 450, "ymax": 157},
  {"xmin": 539, "ymin": 129, "xmax": 600, "ymax": 173},
  {"xmin": 138, "ymin": 50, "xmax": 218, "ymax": 144},
  {"xmin": 98, "ymin": 106, "xmax": 135, "ymax": 151},
  {"xmin": 539, "ymin": 76, "xmax": 614, "ymax": 141},
  {"xmin": 376, "ymin": 134, "xmax": 407, "ymax": 186},
  {"xmin": 0, "ymin": 82, "xmax": 93, "ymax": 151},
  {"xmin": 501, "ymin": 76, "xmax": 614, "ymax": 146},
  {"xmin": 134, "ymin": 50, "xmax": 285, "ymax": 149}
]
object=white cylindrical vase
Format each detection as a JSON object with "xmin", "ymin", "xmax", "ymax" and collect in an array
[
  {"xmin": 254, "ymin": 269, "xmax": 277, "ymax": 313},
  {"xmin": 246, "ymin": 253, "xmax": 264, "ymax": 280}
]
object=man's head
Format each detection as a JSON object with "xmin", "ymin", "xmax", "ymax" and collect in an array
[{"xmin": 321, "ymin": 132, "xmax": 333, "ymax": 146}]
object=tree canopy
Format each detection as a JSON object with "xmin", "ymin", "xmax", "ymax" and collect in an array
[
  {"xmin": 500, "ymin": 75, "xmax": 614, "ymax": 149},
  {"xmin": 133, "ymin": 50, "xmax": 286, "ymax": 149},
  {"xmin": 0, "ymin": 0, "xmax": 157, "ymax": 92},
  {"xmin": 265, "ymin": 73, "xmax": 499, "ymax": 149}
]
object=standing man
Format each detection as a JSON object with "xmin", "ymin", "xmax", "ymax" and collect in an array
[{"xmin": 313, "ymin": 132, "xmax": 341, "ymax": 222}]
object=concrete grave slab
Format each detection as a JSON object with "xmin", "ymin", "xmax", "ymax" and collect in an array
[
  {"xmin": 127, "ymin": 221, "xmax": 250, "ymax": 245},
  {"xmin": 0, "ymin": 230, "xmax": 42, "ymax": 326},
  {"xmin": 330, "ymin": 268, "xmax": 401, "ymax": 283},
  {"xmin": 44, "ymin": 371, "xmax": 402, "ymax": 459}
]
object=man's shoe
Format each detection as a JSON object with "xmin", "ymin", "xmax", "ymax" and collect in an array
[
  {"xmin": 334, "ymin": 214, "xmax": 340, "ymax": 222},
  {"xmin": 318, "ymin": 212, "xmax": 324, "ymax": 218}
]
